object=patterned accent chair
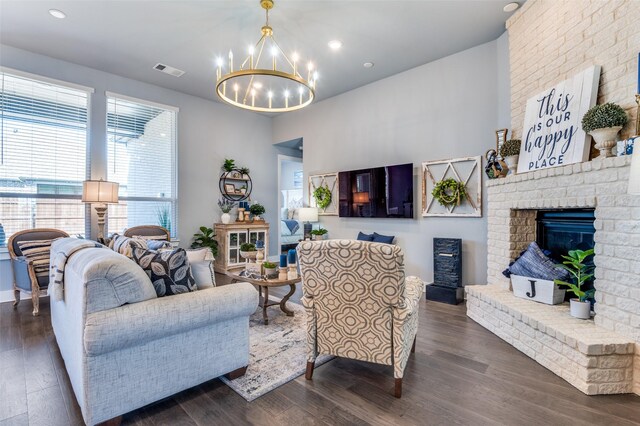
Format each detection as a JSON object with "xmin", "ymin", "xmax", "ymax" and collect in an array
[
  {"xmin": 123, "ymin": 225, "xmax": 170, "ymax": 240},
  {"xmin": 297, "ymin": 239, "xmax": 424, "ymax": 397},
  {"xmin": 8, "ymin": 228, "xmax": 70, "ymax": 316}
]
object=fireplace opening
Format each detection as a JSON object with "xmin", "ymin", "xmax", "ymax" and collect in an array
[{"xmin": 536, "ymin": 208, "xmax": 595, "ymax": 301}]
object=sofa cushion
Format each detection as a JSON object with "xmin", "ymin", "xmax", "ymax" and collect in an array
[
  {"xmin": 110, "ymin": 234, "xmax": 147, "ymax": 258},
  {"xmin": 132, "ymin": 248, "xmax": 197, "ymax": 297},
  {"xmin": 17, "ymin": 238, "xmax": 61, "ymax": 281},
  {"xmin": 357, "ymin": 231, "xmax": 375, "ymax": 241},
  {"xmin": 372, "ymin": 232, "xmax": 394, "ymax": 244}
]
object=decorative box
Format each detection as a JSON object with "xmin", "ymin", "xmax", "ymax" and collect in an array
[{"xmin": 511, "ymin": 274, "xmax": 566, "ymax": 305}]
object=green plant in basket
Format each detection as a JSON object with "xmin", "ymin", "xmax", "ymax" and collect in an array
[
  {"xmin": 581, "ymin": 103, "xmax": 628, "ymax": 133},
  {"xmin": 191, "ymin": 226, "xmax": 218, "ymax": 257},
  {"xmin": 263, "ymin": 261, "xmax": 277, "ymax": 269},
  {"xmin": 310, "ymin": 228, "xmax": 328, "ymax": 235},
  {"xmin": 240, "ymin": 243, "xmax": 256, "ymax": 252},
  {"xmin": 239, "ymin": 167, "xmax": 250, "ymax": 175},
  {"xmin": 553, "ymin": 249, "xmax": 595, "ymax": 302},
  {"xmin": 500, "ymin": 139, "xmax": 521, "ymax": 157},
  {"xmin": 249, "ymin": 203, "xmax": 265, "ymax": 217}
]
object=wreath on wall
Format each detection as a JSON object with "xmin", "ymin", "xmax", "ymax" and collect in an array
[
  {"xmin": 313, "ymin": 185, "xmax": 332, "ymax": 210},
  {"xmin": 432, "ymin": 178, "xmax": 467, "ymax": 208}
]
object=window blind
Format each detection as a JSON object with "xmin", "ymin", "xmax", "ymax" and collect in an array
[
  {"xmin": 106, "ymin": 95, "xmax": 177, "ymax": 237},
  {"xmin": 0, "ymin": 72, "xmax": 89, "ymax": 239}
]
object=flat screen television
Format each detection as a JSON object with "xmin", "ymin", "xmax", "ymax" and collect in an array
[{"xmin": 338, "ymin": 163, "xmax": 413, "ymax": 218}]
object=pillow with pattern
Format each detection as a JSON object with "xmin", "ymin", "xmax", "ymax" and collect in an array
[
  {"xmin": 131, "ymin": 247, "xmax": 197, "ymax": 297},
  {"xmin": 110, "ymin": 234, "xmax": 147, "ymax": 258},
  {"xmin": 16, "ymin": 238, "xmax": 62, "ymax": 281}
]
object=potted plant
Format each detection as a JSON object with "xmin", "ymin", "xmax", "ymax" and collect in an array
[
  {"xmin": 310, "ymin": 228, "xmax": 328, "ymax": 240},
  {"xmin": 191, "ymin": 226, "xmax": 218, "ymax": 258},
  {"xmin": 218, "ymin": 199, "xmax": 235, "ymax": 224},
  {"xmin": 222, "ymin": 158, "xmax": 236, "ymax": 173},
  {"xmin": 240, "ymin": 185, "xmax": 247, "ymax": 195},
  {"xmin": 500, "ymin": 139, "xmax": 521, "ymax": 175},
  {"xmin": 239, "ymin": 167, "xmax": 250, "ymax": 179},
  {"xmin": 554, "ymin": 248, "xmax": 595, "ymax": 320},
  {"xmin": 249, "ymin": 203, "xmax": 266, "ymax": 221},
  {"xmin": 239, "ymin": 242, "xmax": 257, "ymax": 261},
  {"xmin": 262, "ymin": 261, "xmax": 277, "ymax": 277},
  {"xmin": 581, "ymin": 102, "xmax": 628, "ymax": 158}
]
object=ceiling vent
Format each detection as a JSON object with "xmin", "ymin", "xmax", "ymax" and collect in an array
[{"xmin": 153, "ymin": 63, "xmax": 185, "ymax": 77}]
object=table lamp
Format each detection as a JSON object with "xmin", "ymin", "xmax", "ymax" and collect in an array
[
  {"xmin": 82, "ymin": 180, "xmax": 119, "ymax": 243},
  {"xmin": 298, "ymin": 207, "xmax": 318, "ymax": 240}
]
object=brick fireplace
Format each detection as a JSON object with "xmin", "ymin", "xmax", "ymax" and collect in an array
[{"xmin": 466, "ymin": 156, "xmax": 640, "ymax": 395}]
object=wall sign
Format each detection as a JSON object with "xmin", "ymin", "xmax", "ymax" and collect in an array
[{"xmin": 518, "ymin": 66, "xmax": 601, "ymax": 173}]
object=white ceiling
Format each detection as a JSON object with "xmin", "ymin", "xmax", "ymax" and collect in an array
[{"xmin": 0, "ymin": 0, "xmax": 518, "ymax": 106}]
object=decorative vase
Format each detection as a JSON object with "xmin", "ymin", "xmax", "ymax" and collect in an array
[
  {"xmin": 590, "ymin": 126, "xmax": 622, "ymax": 158},
  {"xmin": 237, "ymin": 208, "xmax": 245, "ymax": 222},
  {"xmin": 244, "ymin": 211, "xmax": 251, "ymax": 222},
  {"xmin": 240, "ymin": 250, "xmax": 257, "ymax": 262},
  {"xmin": 221, "ymin": 212, "xmax": 231, "ymax": 224},
  {"xmin": 504, "ymin": 155, "xmax": 519, "ymax": 175},
  {"xmin": 569, "ymin": 299, "xmax": 591, "ymax": 319},
  {"xmin": 0, "ymin": 223, "xmax": 5, "ymax": 246},
  {"xmin": 256, "ymin": 248, "xmax": 265, "ymax": 262},
  {"xmin": 264, "ymin": 267, "xmax": 276, "ymax": 278}
]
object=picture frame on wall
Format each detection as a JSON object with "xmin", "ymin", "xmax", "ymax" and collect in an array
[{"xmin": 224, "ymin": 183, "xmax": 235, "ymax": 194}]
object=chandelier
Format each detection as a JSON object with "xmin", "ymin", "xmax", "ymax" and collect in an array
[{"xmin": 215, "ymin": 0, "xmax": 316, "ymax": 113}]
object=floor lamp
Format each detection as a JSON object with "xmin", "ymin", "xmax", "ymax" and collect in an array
[
  {"xmin": 82, "ymin": 180, "xmax": 119, "ymax": 243},
  {"xmin": 298, "ymin": 207, "xmax": 318, "ymax": 240}
]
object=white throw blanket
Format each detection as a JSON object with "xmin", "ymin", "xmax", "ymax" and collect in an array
[{"xmin": 49, "ymin": 238, "xmax": 105, "ymax": 301}]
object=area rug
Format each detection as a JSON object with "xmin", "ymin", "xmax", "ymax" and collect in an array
[{"xmin": 220, "ymin": 298, "xmax": 334, "ymax": 401}]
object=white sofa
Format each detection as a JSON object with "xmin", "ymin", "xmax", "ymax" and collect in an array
[{"xmin": 50, "ymin": 246, "xmax": 258, "ymax": 425}]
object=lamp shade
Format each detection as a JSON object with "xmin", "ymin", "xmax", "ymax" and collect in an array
[
  {"xmin": 82, "ymin": 180, "xmax": 119, "ymax": 204},
  {"xmin": 630, "ymin": 151, "xmax": 640, "ymax": 195},
  {"xmin": 298, "ymin": 207, "xmax": 318, "ymax": 223},
  {"xmin": 353, "ymin": 191, "xmax": 370, "ymax": 204}
]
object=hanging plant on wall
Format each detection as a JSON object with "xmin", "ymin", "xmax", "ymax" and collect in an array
[
  {"xmin": 432, "ymin": 178, "xmax": 467, "ymax": 208},
  {"xmin": 313, "ymin": 185, "xmax": 332, "ymax": 210}
]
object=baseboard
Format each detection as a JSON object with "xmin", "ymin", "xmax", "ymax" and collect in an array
[{"xmin": 0, "ymin": 289, "xmax": 29, "ymax": 304}]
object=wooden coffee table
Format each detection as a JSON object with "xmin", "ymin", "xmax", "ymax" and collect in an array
[{"xmin": 226, "ymin": 267, "xmax": 301, "ymax": 325}]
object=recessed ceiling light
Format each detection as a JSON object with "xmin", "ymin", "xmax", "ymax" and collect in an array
[
  {"xmin": 503, "ymin": 2, "xmax": 519, "ymax": 12},
  {"xmin": 363, "ymin": 62, "xmax": 374, "ymax": 68},
  {"xmin": 328, "ymin": 40, "xmax": 343, "ymax": 50},
  {"xmin": 48, "ymin": 9, "xmax": 66, "ymax": 19}
]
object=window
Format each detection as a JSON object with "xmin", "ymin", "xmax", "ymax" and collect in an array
[
  {"xmin": 106, "ymin": 94, "xmax": 177, "ymax": 237},
  {"xmin": 0, "ymin": 71, "xmax": 90, "ymax": 240}
]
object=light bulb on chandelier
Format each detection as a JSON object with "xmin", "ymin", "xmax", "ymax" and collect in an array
[{"xmin": 215, "ymin": 0, "xmax": 316, "ymax": 113}]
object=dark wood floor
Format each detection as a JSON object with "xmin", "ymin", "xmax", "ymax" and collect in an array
[{"xmin": 2, "ymin": 276, "xmax": 640, "ymax": 426}]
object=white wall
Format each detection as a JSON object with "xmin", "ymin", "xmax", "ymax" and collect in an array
[
  {"xmin": 0, "ymin": 45, "xmax": 278, "ymax": 296},
  {"xmin": 273, "ymin": 39, "xmax": 507, "ymax": 285},
  {"xmin": 280, "ymin": 160, "xmax": 303, "ymax": 192}
]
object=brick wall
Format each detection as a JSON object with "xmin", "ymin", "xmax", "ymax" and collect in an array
[
  {"xmin": 507, "ymin": 0, "xmax": 640, "ymax": 140},
  {"xmin": 485, "ymin": 155, "xmax": 640, "ymax": 395}
]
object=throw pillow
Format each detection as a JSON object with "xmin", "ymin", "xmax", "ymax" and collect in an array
[
  {"xmin": 190, "ymin": 261, "xmax": 216, "ymax": 289},
  {"xmin": 357, "ymin": 231, "xmax": 375, "ymax": 241},
  {"xmin": 186, "ymin": 247, "xmax": 213, "ymax": 263},
  {"xmin": 372, "ymin": 232, "xmax": 394, "ymax": 244},
  {"xmin": 508, "ymin": 242, "xmax": 570, "ymax": 281},
  {"xmin": 17, "ymin": 238, "xmax": 61, "ymax": 281},
  {"xmin": 281, "ymin": 207, "xmax": 289, "ymax": 221},
  {"xmin": 131, "ymin": 247, "xmax": 197, "ymax": 297},
  {"xmin": 145, "ymin": 239, "xmax": 172, "ymax": 251},
  {"xmin": 110, "ymin": 234, "xmax": 147, "ymax": 258}
]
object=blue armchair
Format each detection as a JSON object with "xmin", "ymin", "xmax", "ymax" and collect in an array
[{"xmin": 8, "ymin": 228, "xmax": 69, "ymax": 316}]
